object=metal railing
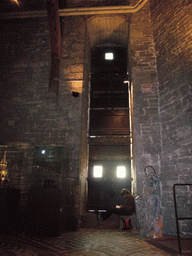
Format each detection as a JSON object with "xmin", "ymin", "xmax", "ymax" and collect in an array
[{"xmin": 173, "ymin": 184, "xmax": 192, "ymax": 255}]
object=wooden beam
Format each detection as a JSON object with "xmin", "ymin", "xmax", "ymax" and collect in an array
[
  {"xmin": 49, "ymin": 59, "xmax": 60, "ymax": 94},
  {"xmin": 46, "ymin": 0, "xmax": 61, "ymax": 94}
]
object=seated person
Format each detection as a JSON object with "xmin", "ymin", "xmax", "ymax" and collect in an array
[{"xmin": 97, "ymin": 188, "xmax": 136, "ymax": 221}]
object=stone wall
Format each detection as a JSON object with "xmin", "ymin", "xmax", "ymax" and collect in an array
[
  {"xmin": 150, "ymin": 0, "xmax": 192, "ymax": 235},
  {"xmin": 0, "ymin": 15, "xmax": 89, "ymax": 223},
  {"xmin": 0, "ymin": 18, "xmax": 51, "ymax": 145},
  {"xmin": 0, "ymin": 17, "xmax": 52, "ymax": 207},
  {"xmin": 60, "ymin": 15, "xmax": 90, "ymax": 216},
  {"xmin": 129, "ymin": 0, "xmax": 162, "ymax": 237}
]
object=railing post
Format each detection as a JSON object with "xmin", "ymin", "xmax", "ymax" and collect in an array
[
  {"xmin": 173, "ymin": 184, "xmax": 182, "ymax": 255},
  {"xmin": 173, "ymin": 184, "xmax": 192, "ymax": 255}
]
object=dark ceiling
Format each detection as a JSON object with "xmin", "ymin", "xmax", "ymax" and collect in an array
[
  {"xmin": 0, "ymin": 0, "xmax": 43, "ymax": 13},
  {"xmin": 0, "ymin": 0, "xmax": 66, "ymax": 13},
  {"xmin": 0, "ymin": 0, "xmax": 130, "ymax": 14}
]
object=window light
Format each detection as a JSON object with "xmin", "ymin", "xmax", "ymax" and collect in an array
[
  {"xmin": 105, "ymin": 52, "xmax": 113, "ymax": 60},
  {"xmin": 117, "ymin": 166, "xmax": 126, "ymax": 178},
  {"xmin": 93, "ymin": 165, "xmax": 103, "ymax": 178}
]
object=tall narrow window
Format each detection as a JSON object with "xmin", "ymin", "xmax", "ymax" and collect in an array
[{"xmin": 87, "ymin": 45, "xmax": 131, "ymax": 211}]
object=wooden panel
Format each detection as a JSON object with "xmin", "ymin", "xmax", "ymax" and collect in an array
[
  {"xmin": 89, "ymin": 145, "xmax": 130, "ymax": 160},
  {"xmin": 90, "ymin": 109, "xmax": 129, "ymax": 135}
]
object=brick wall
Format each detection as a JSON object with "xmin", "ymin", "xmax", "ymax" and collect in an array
[
  {"xmin": 150, "ymin": 0, "xmax": 192, "ymax": 235},
  {"xmin": 0, "ymin": 15, "xmax": 89, "ymax": 222},
  {"xmin": 0, "ymin": 17, "xmax": 52, "ymax": 207},
  {"xmin": 0, "ymin": 18, "xmax": 51, "ymax": 145},
  {"xmin": 129, "ymin": 0, "xmax": 162, "ymax": 237}
]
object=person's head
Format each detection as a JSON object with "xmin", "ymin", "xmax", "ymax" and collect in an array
[{"xmin": 121, "ymin": 188, "xmax": 130, "ymax": 197}]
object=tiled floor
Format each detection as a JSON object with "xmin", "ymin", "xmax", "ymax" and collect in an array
[{"xmin": 0, "ymin": 229, "xmax": 177, "ymax": 256}]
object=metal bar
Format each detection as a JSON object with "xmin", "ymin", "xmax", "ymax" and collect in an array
[
  {"xmin": 173, "ymin": 184, "xmax": 192, "ymax": 255},
  {"xmin": 178, "ymin": 217, "xmax": 192, "ymax": 220},
  {"xmin": 89, "ymin": 145, "xmax": 130, "ymax": 147},
  {"xmin": 89, "ymin": 134, "xmax": 130, "ymax": 136},
  {"xmin": 173, "ymin": 184, "xmax": 182, "ymax": 255}
]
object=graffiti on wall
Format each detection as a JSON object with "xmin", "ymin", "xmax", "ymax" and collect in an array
[{"xmin": 136, "ymin": 166, "xmax": 163, "ymax": 238}]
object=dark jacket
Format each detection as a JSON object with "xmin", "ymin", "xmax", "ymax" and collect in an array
[{"xmin": 122, "ymin": 194, "xmax": 136, "ymax": 214}]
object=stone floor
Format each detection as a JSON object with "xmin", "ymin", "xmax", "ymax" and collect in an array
[{"xmin": 0, "ymin": 228, "xmax": 186, "ymax": 256}]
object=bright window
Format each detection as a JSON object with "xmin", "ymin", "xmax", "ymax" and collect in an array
[
  {"xmin": 93, "ymin": 165, "xmax": 103, "ymax": 178},
  {"xmin": 117, "ymin": 166, "xmax": 126, "ymax": 178},
  {"xmin": 105, "ymin": 52, "xmax": 113, "ymax": 60}
]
